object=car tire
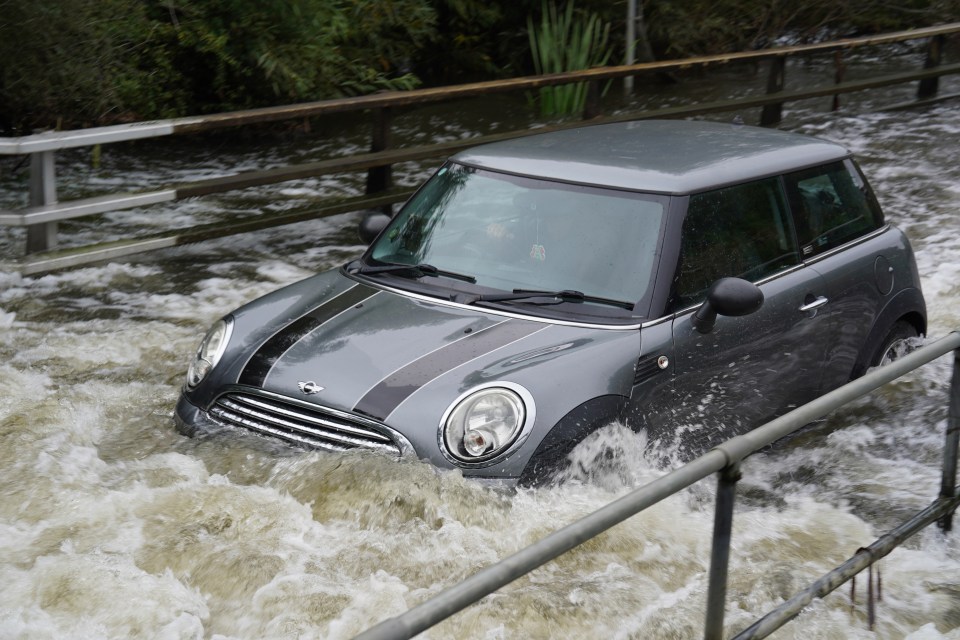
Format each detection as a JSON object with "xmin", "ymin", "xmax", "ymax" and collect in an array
[{"xmin": 868, "ymin": 320, "xmax": 919, "ymax": 368}]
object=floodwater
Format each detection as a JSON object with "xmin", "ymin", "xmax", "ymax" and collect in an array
[{"xmin": 1, "ymin": 48, "xmax": 960, "ymax": 639}]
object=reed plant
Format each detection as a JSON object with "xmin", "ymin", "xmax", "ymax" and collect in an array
[{"xmin": 527, "ymin": 1, "xmax": 611, "ymax": 118}]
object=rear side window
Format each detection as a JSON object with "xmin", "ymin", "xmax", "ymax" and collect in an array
[
  {"xmin": 672, "ymin": 177, "xmax": 800, "ymax": 309},
  {"xmin": 783, "ymin": 160, "xmax": 884, "ymax": 258}
]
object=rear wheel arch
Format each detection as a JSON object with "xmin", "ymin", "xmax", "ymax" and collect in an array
[
  {"xmin": 867, "ymin": 319, "xmax": 920, "ymax": 369},
  {"xmin": 851, "ymin": 289, "xmax": 926, "ymax": 379},
  {"xmin": 899, "ymin": 310, "xmax": 926, "ymax": 338}
]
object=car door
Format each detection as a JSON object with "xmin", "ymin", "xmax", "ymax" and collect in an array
[
  {"xmin": 782, "ymin": 159, "xmax": 888, "ymax": 390},
  {"xmin": 658, "ymin": 176, "xmax": 836, "ymax": 452}
]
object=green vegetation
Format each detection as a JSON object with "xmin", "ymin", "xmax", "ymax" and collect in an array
[
  {"xmin": 0, "ymin": 0, "xmax": 435, "ymax": 132},
  {"xmin": 0, "ymin": 0, "xmax": 956, "ymax": 133},
  {"xmin": 643, "ymin": 0, "xmax": 960, "ymax": 57},
  {"xmin": 528, "ymin": 2, "xmax": 610, "ymax": 117}
]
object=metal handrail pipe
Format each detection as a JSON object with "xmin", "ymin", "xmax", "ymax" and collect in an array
[
  {"xmin": 353, "ymin": 332, "xmax": 960, "ymax": 640},
  {"xmin": 0, "ymin": 119, "xmax": 204, "ymax": 156},
  {"xmin": 0, "ymin": 190, "xmax": 178, "ymax": 226},
  {"xmin": 733, "ymin": 493, "xmax": 960, "ymax": 639},
  {"xmin": 2, "ymin": 23, "xmax": 958, "ymax": 155},
  {"xmin": 712, "ymin": 331, "xmax": 960, "ymax": 468},
  {"xmin": 9, "ymin": 189, "xmax": 413, "ymax": 276}
]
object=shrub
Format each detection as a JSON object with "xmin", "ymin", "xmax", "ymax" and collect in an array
[{"xmin": 527, "ymin": 1, "xmax": 610, "ymax": 117}]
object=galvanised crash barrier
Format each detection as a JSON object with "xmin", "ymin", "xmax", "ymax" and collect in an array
[
  {"xmin": 352, "ymin": 331, "xmax": 960, "ymax": 640},
  {"xmin": 1, "ymin": 24, "xmax": 959, "ymax": 274}
]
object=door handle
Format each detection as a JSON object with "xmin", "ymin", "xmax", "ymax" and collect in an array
[{"xmin": 799, "ymin": 296, "xmax": 829, "ymax": 312}]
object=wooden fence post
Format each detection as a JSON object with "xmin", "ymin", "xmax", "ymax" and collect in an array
[
  {"xmin": 832, "ymin": 51, "xmax": 847, "ymax": 111},
  {"xmin": 760, "ymin": 57, "xmax": 786, "ymax": 126},
  {"xmin": 366, "ymin": 107, "xmax": 393, "ymax": 214},
  {"xmin": 918, "ymin": 35, "xmax": 944, "ymax": 99},
  {"xmin": 583, "ymin": 80, "xmax": 602, "ymax": 120}
]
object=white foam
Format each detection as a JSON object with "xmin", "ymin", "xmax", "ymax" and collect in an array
[{"xmin": 1, "ymin": 79, "xmax": 959, "ymax": 639}]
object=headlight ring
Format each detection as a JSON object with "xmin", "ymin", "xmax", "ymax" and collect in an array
[
  {"xmin": 186, "ymin": 317, "xmax": 233, "ymax": 389},
  {"xmin": 439, "ymin": 382, "xmax": 536, "ymax": 467}
]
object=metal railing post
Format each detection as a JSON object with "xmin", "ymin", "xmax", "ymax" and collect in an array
[
  {"xmin": 26, "ymin": 149, "xmax": 58, "ymax": 253},
  {"xmin": 939, "ymin": 348, "xmax": 960, "ymax": 531},
  {"xmin": 704, "ymin": 461, "xmax": 741, "ymax": 640},
  {"xmin": 917, "ymin": 34, "xmax": 944, "ymax": 99},
  {"xmin": 759, "ymin": 57, "xmax": 786, "ymax": 126}
]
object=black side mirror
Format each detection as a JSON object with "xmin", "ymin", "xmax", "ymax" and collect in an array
[
  {"xmin": 358, "ymin": 210, "xmax": 392, "ymax": 244},
  {"xmin": 692, "ymin": 277, "xmax": 764, "ymax": 334}
]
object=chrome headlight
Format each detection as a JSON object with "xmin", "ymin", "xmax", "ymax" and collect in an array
[
  {"xmin": 440, "ymin": 383, "xmax": 535, "ymax": 465},
  {"xmin": 186, "ymin": 318, "xmax": 233, "ymax": 389}
]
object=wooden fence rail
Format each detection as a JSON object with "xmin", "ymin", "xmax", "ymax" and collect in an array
[{"xmin": 1, "ymin": 23, "xmax": 959, "ymax": 275}]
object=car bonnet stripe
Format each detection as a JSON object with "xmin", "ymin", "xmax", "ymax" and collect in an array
[
  {"xmin": 238, "ymin": 284, "xmax": 379, "ymax": 387},
  {"xmin": 352, "ymin": 320, "xmax": 544, "ymax": 421}
]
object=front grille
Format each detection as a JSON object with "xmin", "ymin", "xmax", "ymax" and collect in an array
[{"xmin": 209, "ymin": 391, "xmax": 401, "ymax": 456}]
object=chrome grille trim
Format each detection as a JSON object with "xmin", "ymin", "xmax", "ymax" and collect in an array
[
  {"xmin": 225, "ymin": 395, "xmax": 392, "ymax": 442},
  {"xmin": 208, "ymin": 391, "xmax": 401, "ymax": 456},
  {"xmin": 213, "ymin": 399, "xmax": 389, "ymax": 450}
]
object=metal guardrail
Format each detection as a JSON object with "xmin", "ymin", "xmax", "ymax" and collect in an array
[
  {"xmin": 352, "ymin": 332, "xmax": 960, "ymax": 640},
  {"xmin": 1, "ymin": 24, "xmax": 959, "ymax": 274}
]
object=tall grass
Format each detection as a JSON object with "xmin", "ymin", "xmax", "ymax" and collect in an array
[{"xmin": 527, "ymin": 1, "xmax": 611, "ymax": 117}]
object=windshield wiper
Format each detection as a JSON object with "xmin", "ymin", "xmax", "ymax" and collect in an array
[
  {"xmin": 347, "ymin": 261, "xmax": 476, "ymax": 284},
  {"xmin": 459, "ymin": 289, "xmax": 634, "ymax": 310}
]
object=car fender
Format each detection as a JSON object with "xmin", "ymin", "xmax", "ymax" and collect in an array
[
  {"xmin": 518, "ymin": 394, "xmax": 628, "ymax": 485},
  {"xmin": 380, "ymin": 322, "xmax": 641, "ymax": 479}
]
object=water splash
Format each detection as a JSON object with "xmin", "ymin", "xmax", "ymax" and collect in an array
[{"xmin": 2, "ymin": 78, "xmax": 960, "ymax": 638}]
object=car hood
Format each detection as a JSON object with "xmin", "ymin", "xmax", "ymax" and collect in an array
[{"xmin": 235, "ymin": 281, "xmax": 549, "ymax": 420}]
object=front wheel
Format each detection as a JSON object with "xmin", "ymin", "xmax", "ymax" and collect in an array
[{"xmin": 869, "ymin": 320, "xmax": 919, "ymax": 368}]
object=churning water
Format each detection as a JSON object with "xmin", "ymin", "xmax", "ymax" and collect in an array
[{"xmin": 2, "ymin": 54, "xmax": 960, "ymax": 639}]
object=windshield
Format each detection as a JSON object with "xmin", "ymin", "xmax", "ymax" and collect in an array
[{"xmin": 366, "ymin": 163, "xmax": 668, "ymax": 317}]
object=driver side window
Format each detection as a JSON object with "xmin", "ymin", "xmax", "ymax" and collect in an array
[{"xmin": 672, "ymin": 177, "xmax": 800, "ymax": 309}]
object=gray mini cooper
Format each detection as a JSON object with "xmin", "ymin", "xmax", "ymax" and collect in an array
[{"xmin": 176, "ymin": 119, "xmax": 926, "ymax": 485}]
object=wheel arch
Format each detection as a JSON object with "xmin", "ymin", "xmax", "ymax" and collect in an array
[
  {"xmin": 518, "ymin": 394, "xmax": 628, "ymax": 486},
  {"xmin": 850, "ymin": 287, "xmax": 927, "ymax": 379}
]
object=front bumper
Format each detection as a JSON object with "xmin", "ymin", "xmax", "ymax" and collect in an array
[
  {"xmin": 173, "ymin": 391, "xmax": 522, "ymax": 487},
  {"xmin": 174, "ymin": 393, "xmax": 221, "ymax": 437},
  {"xmin": 175, "ymin": 389, "xmax": 412, "ymax": 455}
]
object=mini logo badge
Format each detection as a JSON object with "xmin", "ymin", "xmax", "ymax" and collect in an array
[{"xmin": 298, "ymin": 381, "xmax": 324, "ymax": 395}]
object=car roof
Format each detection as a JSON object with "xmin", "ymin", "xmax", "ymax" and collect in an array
[{"xmin": 450, "ymin": 119, "xmax": 850, "ymax": 195}]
